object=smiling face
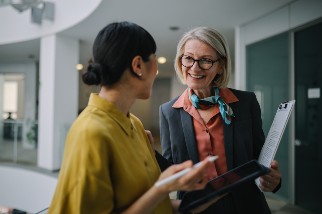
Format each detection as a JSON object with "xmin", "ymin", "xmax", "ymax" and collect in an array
[{"xmin": 182, "ymin": 39, "xmax": 222, "ymax": 98}]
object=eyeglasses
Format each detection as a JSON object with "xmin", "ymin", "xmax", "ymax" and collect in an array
[{"xmin": 180, "ymin": 55, "xmax": 219, "ymax": 70}]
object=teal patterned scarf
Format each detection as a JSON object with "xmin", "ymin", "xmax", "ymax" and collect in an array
[{"xmin": 189, "ymin": 87, "xmax": 234, "ymax": 125}]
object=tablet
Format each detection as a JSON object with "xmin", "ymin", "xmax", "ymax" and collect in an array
[{"xmin": 178, "ymin": 160, "xmax": 270, "ymax": 213}]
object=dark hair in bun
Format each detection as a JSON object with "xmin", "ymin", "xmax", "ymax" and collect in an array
[
  {"xmin": 82, "ymin": 21, "xmax": 157, "ymax": 86},
  {"xmin": 82, "ymin": 59, "xmax": 101, "ymax": 85}
]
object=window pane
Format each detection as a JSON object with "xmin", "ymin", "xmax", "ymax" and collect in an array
[{"xmin": 3, "ymin": 81, "xmax": 18, "ymax": 118}]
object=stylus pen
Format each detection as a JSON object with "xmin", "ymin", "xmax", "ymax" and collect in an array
[{"xmin": 154, "ymin": 156, "xmax": 219, "ymax": 188}]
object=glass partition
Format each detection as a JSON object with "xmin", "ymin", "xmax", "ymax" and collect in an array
[
  {"xmin": 246, "ymin": 32, "xmax": 290, "ymax": 199},
  {"xmin": 0, "ymin": 119, "xmax": 38, "ymax": 165}
]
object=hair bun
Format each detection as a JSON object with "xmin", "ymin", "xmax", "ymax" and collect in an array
[{"xmin": 82, "ymin": 62, "xmax": 102, "ymax": 85}]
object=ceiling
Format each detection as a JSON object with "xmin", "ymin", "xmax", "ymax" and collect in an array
[{"xmin": 0, "ymin": 0, "xmax": 295, "ymax": 77}]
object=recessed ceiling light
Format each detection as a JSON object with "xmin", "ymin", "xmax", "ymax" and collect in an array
[
  {"xmin": 169, "ymin": 26, "xmax": 179, "ymax": 31},
  {"xmin": 76, "ymin": 64, "xmax": 83, "ymax": 71},
  {"xmin": 157, "ymin": 57, "xmax": 167, "ymax": 64}
]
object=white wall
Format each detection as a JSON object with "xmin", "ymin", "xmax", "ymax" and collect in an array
[{"xmin": 38, "ymin": 35, "xmax": 79, "ymax": 170}]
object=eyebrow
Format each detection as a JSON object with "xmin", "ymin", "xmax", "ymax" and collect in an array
[{"xmin": 183, "ymin": 53, "xmax": 216, "ymax": 59}]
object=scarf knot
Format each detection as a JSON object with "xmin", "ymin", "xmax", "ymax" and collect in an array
[{"xmin": 189, "ymin": 87, "xmax": 234, "ymax": 125}]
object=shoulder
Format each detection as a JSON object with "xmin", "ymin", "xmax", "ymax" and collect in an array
[
  {"xmin": 227, "ymin": 88, "xmax": 260, "ymax": 116},
  {"xmin": 73, "ymin": 108, "xmax": 113, "ymax": 134},
  {"xmin": 130, "ymin": 113, "xmax": 144, "ymax": 128},
  {"xmin": 228, "ymin": 88, "xmax": 258, "ymax": 105},
  {"xmin": 229, "ymin": 88, "xmax": 256, "ymax": 99},
  {"xmin": 160, "ymin": 96, "xmax": 180, "ymax": 110}
]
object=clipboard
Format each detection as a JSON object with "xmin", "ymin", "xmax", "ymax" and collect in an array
[
  {"xmin": 256, "ymin": 100, "xmax": 295, "ymax": 188},
  {"xmin": 178, "ymin": 160, "xmax": 270, "ymax": 213}
]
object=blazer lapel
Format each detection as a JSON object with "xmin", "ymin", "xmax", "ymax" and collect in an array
[{"xmin": 180, "ymin": 109, "xmax": 199, "ymax": 164}]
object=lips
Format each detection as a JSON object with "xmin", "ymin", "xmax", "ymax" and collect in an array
[{"xmin": 189, "ymin": 73, "xmax": 204, "ymax": 79}]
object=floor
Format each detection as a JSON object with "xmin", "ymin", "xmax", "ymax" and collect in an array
[
  {"xmin": 0, "ymin": 140, "xmax": 317, "ymax": 214},
  {"xmin": 266, "ymin": 194, "xmax": 315, "ymax": 214},
  {"xmin": 0, "ymin": 195, "xmax": 316, "ymax": 214},
  {"xmin": 168, "ymin": 191, "xmax": 315, "ymax": 214}
]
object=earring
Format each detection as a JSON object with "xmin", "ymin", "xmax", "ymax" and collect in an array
[{"xmin": 138, "ymin": 73, "xmax": 142, "ymax": 77}]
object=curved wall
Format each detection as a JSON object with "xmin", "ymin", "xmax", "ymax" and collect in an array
[
  {"xmin": 0, "ymin": 165, "xmax": 58, "ymax": 213},
  {"xmin": 0, "ymin": 0, "xmax": 102, "ymax": 45}
]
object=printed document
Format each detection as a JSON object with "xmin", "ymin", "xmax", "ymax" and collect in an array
[{"xmin": 256, "ymin": 100, "xmax": 295, "ymax": 188}]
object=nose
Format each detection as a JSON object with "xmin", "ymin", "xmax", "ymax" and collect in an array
[{"xmin": 191, "ymin": 61, "xmax": 201, "ymax": 70}]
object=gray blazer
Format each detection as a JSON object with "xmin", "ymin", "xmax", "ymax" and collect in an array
[{"xmin": 159, "ymin": 88, "xmax": 273, "ymax": 214}]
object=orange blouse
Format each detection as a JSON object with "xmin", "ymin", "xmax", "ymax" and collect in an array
[{"xmin": 173, "ymin": 88, "xmax": 239, "ymax": 180}]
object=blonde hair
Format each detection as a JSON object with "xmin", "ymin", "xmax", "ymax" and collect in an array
[{"xmin": 174, "ymin": 27, "xmax": 231, "ymax": 88}]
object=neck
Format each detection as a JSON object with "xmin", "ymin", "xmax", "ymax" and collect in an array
[
  {"xmin": 192, "ymin": 87, "xmax": 215, "ymax": 98},
  {"xmin": 99, "ymin": 85, "xmax": 135, "ymax": 115}
]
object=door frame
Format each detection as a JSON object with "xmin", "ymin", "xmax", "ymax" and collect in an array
[
  {"xmin": 289, "ymin": 30, "xmax": 295, "ymax": 204},
  {"xmin": 290, "ymin": 18, "xmax": 322, "ymax": 207}
]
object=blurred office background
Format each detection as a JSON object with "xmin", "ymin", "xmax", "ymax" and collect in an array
[{"xmin": 0, "ymin": 0, "xmax": 321, "ymax": 213}]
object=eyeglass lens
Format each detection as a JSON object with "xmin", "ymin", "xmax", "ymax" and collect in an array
[{"xmin": 181, "ymin": 55, "xmax": 217, "ymax": 70}]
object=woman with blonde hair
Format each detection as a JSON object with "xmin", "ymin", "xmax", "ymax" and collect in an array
[{"xmin": 159, "ymin": 26, "xmax": 281, "ymax": 213}]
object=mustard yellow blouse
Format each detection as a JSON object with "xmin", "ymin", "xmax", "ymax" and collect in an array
[{"xmin": 48, "ymin": 93, "xmax": 172, "ymax": 214}]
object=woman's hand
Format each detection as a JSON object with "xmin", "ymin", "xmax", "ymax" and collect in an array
[
  {"xmin": 259, "ymin": 160, "xmax": 281, "ymax": 192},
  {"xmin": 155, "ymin": 159, "xmax": 210, "ymax": 193}
]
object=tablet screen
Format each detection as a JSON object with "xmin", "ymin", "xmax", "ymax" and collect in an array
[{"xmin": 179, "ymin": 160, "xmax": 270, "ymax": 213}]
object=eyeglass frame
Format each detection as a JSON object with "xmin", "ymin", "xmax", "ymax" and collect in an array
[{"xmin": 180, "ymin": 54, "xmax": 220, "ymax": 70}]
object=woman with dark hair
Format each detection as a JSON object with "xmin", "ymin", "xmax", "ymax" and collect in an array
[{"xmin": 48, "ymin": 22, "xmax": 212, "ymax": 214}]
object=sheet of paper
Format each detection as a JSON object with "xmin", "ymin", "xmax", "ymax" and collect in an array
[{"xmin": 256, "ymin": 100, "xmax": 295, "ymax": 188}]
